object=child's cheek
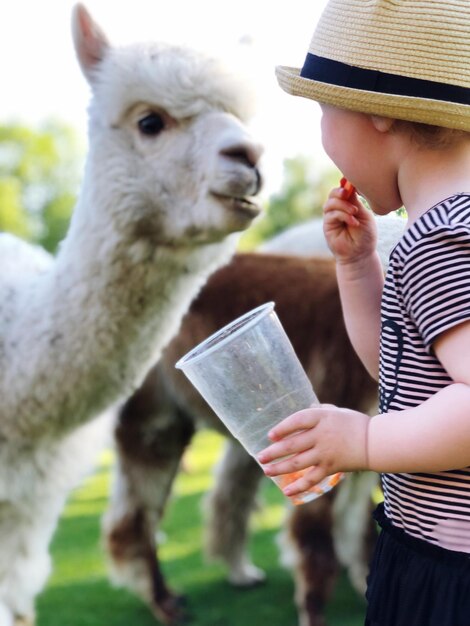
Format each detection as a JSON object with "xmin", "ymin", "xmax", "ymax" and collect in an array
[{"xmin": 320, "ymin": 124, "xmax": 344, "ymax": 170}]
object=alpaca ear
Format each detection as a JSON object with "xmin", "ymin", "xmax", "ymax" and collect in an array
[{"xmin": 72, "ymin": 3, "xmax": 110, "ymax": 83}]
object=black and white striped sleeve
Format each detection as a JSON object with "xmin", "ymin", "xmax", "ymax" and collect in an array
[{"xmin": 401, "ymin": 223, "xmax": 470, "ymax": 351}]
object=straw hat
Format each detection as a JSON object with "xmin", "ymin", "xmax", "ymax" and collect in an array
[{"xmin": 276, "ymin": 0, "xmax": 470, "ymax": 131}]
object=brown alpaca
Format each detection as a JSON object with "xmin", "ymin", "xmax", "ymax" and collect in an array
[{"xmin": 102, "ymin": 252, "xmax": 379, "ymax": 626}]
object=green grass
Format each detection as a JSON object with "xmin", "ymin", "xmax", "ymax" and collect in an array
[{"xmin": 36, "ymin": 431, "xmax": 366, "ymax": 626}]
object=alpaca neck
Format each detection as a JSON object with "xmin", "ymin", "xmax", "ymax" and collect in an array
[{"xmin": 6, "ymin": 167, "xmax": 236, "ymax": 439}]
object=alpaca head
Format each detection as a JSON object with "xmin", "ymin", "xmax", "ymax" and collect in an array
[{"xmin": 72, "ymin": 4, "xmax": 263, "ymax": 247}]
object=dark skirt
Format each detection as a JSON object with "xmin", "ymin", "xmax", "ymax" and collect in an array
[{"xmin": 365, "ymin": 503, "xmax": 470, "ymax": 626}]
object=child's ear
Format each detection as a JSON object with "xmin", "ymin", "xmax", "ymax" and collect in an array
[{"xmin": 370, "ymin": 115, "xmax": 395, "ymax": 133}]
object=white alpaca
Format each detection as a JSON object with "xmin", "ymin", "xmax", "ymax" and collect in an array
[{"xmin": 0, "ymin": 5, "xmax": 262, "ymax": 625}]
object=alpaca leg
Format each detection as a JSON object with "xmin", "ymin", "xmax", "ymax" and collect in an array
[
  {"xmin": 0, "ymin": 604, "xmax": 13, "ymax": 626},
  {"xmin": 13, "ymin": 618, "xmax": 35, "ymax": 626},
  {"xmin": 279, "ymin": 493, "xmax": 339, "ymax": 626},
  {"xmin": 332, "ymin": 472, "xmax": 378, "ymax": 596},
  {"xmin": 103, "ymin": 470, "xmax": 182, "ymax": 623},
  {"xmin": 204, "ymin": 439, "xmax": 266, "ymax": 587},
  {"xmin": 103, "ymin": 395, "xmax": 195, "ymax": 624},
  {"xmin": 103, "ymin": 454, "xmax": 189, "ymax": 624},
  {"xmin": 0, "ymin": 500, "xmax": 58, "ymax": 626},
  {"xmin": 0, "ymin": 605, "xmax": 32, "ymax": 626}
]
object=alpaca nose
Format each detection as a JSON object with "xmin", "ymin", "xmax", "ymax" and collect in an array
[
  {"xmin": 220, "ymin": 141, "xmax": 263, "ymax": 169},
  {"xmin": 220, "ymin": 140, "xmax": 263, "ymax": 195}
]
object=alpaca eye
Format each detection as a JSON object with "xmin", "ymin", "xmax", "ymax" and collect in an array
[{"xmin": 138, "ymin": 113, "xmax": 165, "ymax": 136}]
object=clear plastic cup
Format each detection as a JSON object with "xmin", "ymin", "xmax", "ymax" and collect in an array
[{"xmin": 175, "ymin": 302, "xmax": 343, "ymax": 505}]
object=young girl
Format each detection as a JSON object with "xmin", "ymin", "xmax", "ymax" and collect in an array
[{"xmin": 257, "ymin": 1, "xmax": 470, "ymax": 624}]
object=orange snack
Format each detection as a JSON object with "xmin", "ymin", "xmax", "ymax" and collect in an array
[
  {"xmin": 328, "ymin": 472, "xmax": 343, "ymax": 487},
  {"xmin": 340, "ymin": 176, "xmax": 356, "ymax": 200},
  {"xmin": 279, "ymin": 471, "xmax": 304, "ymax": 489},
  {"xmin": 277, "ymin": 469, "xmax": 345, "ymax": 505}
]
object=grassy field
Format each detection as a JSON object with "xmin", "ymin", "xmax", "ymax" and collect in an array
[{"xmin": 36, "ymin": 431, "xmax": 366, "ymax": 626}]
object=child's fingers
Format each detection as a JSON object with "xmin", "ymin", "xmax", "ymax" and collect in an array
[
  {"xmin": 324, "ymin": 194, "xmax": 371, "ymax": 223},
  {"xmin": 324, "ymin": 209, "xmax": 360, "ymax": 228},
  {"xmin": 325, "ymin": 186, "xmax": 368, "ymax": 217},
  {"xmin": 257, "ymin": 427, "xmax": 317, "ymax": 464},
  {"xmin": 324, "ymin": 194, "xmax": 358, "ymax": 213},
  {"xmin": 327, "ymin": 185, "xmax": 348, "ymax": 199},
  {"xmin": 267, "ymin": 408, "xmax": 321, "ymax": 441},
  {"xmin": 327, "ymin": 185, "xmax": 359, "ymax": 204},
  {"xmin": 323, "ymin": 196, "xmax": 361, "ymax": 225},
  {"xmin": 261, "ymin": 447, "xmax": 319, "ymax": 477}
]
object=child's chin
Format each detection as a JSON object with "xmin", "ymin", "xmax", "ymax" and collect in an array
[{"xmin": 369, "ymin": 202, "xmax": 397, "ymax": 216}]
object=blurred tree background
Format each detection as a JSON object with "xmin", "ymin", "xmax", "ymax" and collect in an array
[
  {"xmin": 0, "ymin": 120, "xmax": 83, "ymax": 252},
  {"xmin": 0, "ymin": 119, "xmax": 340, "ymax": 252}
]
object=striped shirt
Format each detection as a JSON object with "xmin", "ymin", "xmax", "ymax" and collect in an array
[{"xmin": 379, "ymin": 193, "xmax": 470, "ymax": 550}]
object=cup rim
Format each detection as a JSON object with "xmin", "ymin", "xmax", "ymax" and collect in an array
[{"xmin": 175, "ymin": 301, "xmax": 275, "ymax": 370}]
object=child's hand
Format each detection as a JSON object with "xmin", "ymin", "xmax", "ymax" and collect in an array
[
  {"xmin": 257, "ymin": 405, "xmax": 370, "ymax": 497},
  {"xmin": 323, "ymin": 183, "xmax": 377, "ymax": 265}
]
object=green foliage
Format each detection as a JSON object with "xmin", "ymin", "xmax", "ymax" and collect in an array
[
  {"xmin": 37, "ymin": 431, "xmax": 366, "ymax": 626},
  {"xmin": 239, "ymin": 155, "xmax": 340, "ymax": 250},
  {"xmin": 0, "ymin": 120, "xmax": 82, "ymax": 252}
]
